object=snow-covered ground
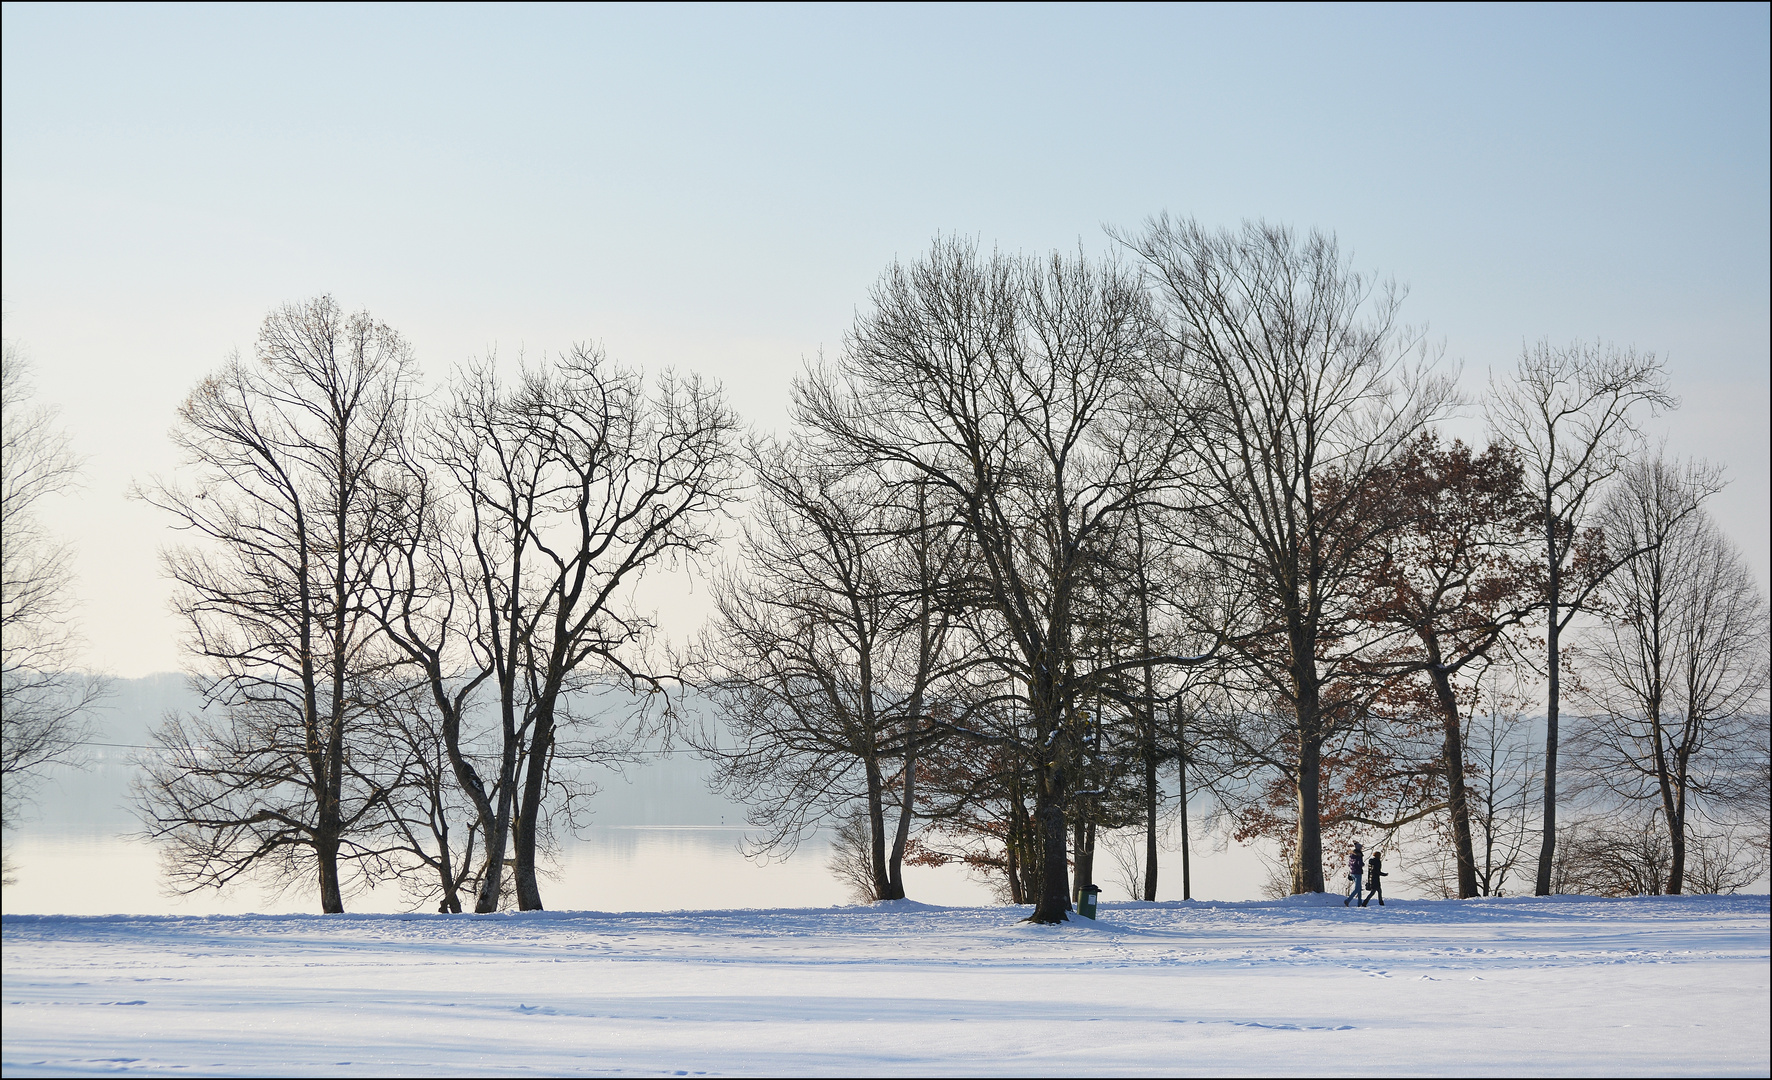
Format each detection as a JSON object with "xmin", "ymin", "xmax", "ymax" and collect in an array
[{"xmin": 3, "ymin": 893, "xmax": 1767, "ymax": 1077}]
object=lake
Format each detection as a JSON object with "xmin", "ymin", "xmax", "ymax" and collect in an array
[{"xmin": 1, "ymin": 675, "xmax": 1259, "ymax": 915}]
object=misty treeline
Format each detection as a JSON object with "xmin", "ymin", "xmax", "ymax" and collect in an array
[{"xmin": 15, "ymin": 219, "xmax": 1754, "ymax": 917}]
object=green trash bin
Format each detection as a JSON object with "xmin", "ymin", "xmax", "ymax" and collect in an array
[{"xmin": 1077, "ymin": 883, "xmax": 1100, "ymax": 920}]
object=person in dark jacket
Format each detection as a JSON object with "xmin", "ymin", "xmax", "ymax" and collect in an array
[
  {"xmin": 1360, "ymin": 850, "xmax": 1388, "ymax": 906},
  {"xmin": 1344, "ymin": 842, "xmax": 1365, "ymax": 906}
]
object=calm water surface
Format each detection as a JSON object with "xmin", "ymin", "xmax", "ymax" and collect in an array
[
  {"xmin": 1, "ymin": 758, "xmax": 997, "ymax": 916},
  {"xmin": 2, "ymin": 676, "xmax": 1265, "ymax": 915}
]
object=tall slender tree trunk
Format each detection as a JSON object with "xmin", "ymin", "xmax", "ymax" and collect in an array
[
  {"xmin": 1178, "ymin": 737, "xmax": 1192, "ymax": 901},
  {"xmin": 1535, "ymin": 518, "xmax": 1561, "ymax": 896},
  {"xmin": 1083, "ymin": 819, "xmax": 1096, "ymax": 895},
  {"xmin": 1005, "ymin": 803, "xmax": 1024, "ymax": 905},
  {"xmin": 1666, "ymin": 764, "xmax": 1687, "ymax": 895},
  {"xmin": 1136, "ymin": 516, "xmax": 1159, "ymax": 901},
  {"xmin": 1143, "ymin": 748, "xmax": 1159, "ymax": 901},
  {"xmin": 1480, "ymin": 777, "xmax": 1499, "ymax": 896}
]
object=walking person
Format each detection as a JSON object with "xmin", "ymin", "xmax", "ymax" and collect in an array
[
  {"xmin": 1344, "ymin": 842, "xmax": 1365, "ymax": 907},
  {"xmin": 1360, "ymin": 850, "xmax": 1388, "ymax": 907}
]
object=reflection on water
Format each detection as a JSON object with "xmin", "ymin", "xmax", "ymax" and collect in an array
[
  {"xmin": 1, "ymin": 753, "xmax": 999, "ymax": 915},
  {"xmin": 1, "ymin": 824, "xmax": 996, "ymax": 916},
  {"xmin": 2, "ymin": 675, "xmax": 1266, "ymax": 914}
]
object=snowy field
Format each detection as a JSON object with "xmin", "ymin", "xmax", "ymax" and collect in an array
[{"xmin": 3, "ymin": 894, "xmax": 1767, "ymax": 1077}]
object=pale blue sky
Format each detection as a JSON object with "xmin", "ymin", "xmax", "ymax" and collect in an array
[{"xmin": 4, "ymin": 2, "xmax": 1767, "ymax": 677}]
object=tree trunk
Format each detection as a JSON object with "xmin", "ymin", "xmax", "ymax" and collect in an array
[
  {"xmin": 1177, "ymin": 701, "xmax": 1191, "ymax": 901},
  {"xmin": 1081, "ymin": 818, "xmax": 1096, "ymax": 896},
  {"xmin": 1288, "ymin": 619, "xmax": 1328, "ymax": 894},
  {"xmin": 1020, "ymin": 809, "xmax": 1041, "ymax": 905},
  {"xmin": 316, "ymin": 835, "xmax": 345, "ymax": 914},
  {"xmin": 1006, "ymin": 770, "xmax": 1029, "ymax": 905},
  {"xmin": 1032, "ymin": 790, "xmax": 1070, "ymax": 922},
  {"xmin": 1028, "ymin": 672, "xmax": 1072, "ymax": 923},
  {"xmin": 316, "ymin": 672, "xmax": 346, "ymax": 914},
  {"xmin": 1534, "ymin": 510, "xmax": 1561, "ymax": 896},
  {"xmin": 1666, "ymin": 816, "xmax": 1685, "ymax": 894},
  {"xmin": 476, "ymin": 754, "xmax": 517, "ymax": 912},
  {"xmin": 1136, "ymin": 526, "xmax": 1159, "ymax": 902},
  {"xmin": 1072, "ymin": 818, "xmax": 1085, "ymax": 900},
  {"xmin": 1663, "ymin": 740, "xmax": 1687, "ymax": 895},
  {"xmin": 1424, "ymin": 639, "xmax": 1479, "ymax": 898},
  {"xmin": 885, "ymin": 740, "xmax": 915, "ymax": 901},
  {"xmin": 1071, "ymin": 816, "xmax": 1097, "ymax": 900},
  {"xmin": 1295, "ymin": 736, "xmax": 1325, "ymax": 893},
  {"xmin": 513, "ymin": 709, "xmax": 553, "ymax": 911},
  {"xmin": 434, "ymin": 826, "xmax": 462, "ymax": 913},
  {"xmin": 1143, "ymin": 747, "xmax": 1159, "ymax": 901},
  {"xmin": 474, "ymin": 668, "xmax": 522, "ymax": 913},
  {"xmin": 865, "ymin": 756, "xmax": 891, "ymax": 901},
  {"xmin": 1005, "ymin": 806, "xmax": 1024, "ymax": 905}
]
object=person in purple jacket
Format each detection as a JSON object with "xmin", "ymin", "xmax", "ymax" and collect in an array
[{"xmin": 1344, "ymin": 841, "xmax": 1365, "ymax": 906}]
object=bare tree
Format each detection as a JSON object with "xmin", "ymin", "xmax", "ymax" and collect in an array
[
  {"xmin": 827, "ymin": 805, "xmax": 885, "ymax": 903},
  {"xmin": 1464, "ymin": 700, "xmax": 1540, "ymax": 897},
  {"xmin": 1579, "ymin": 459, "xmax": 1767, "ymax": 892},
  {"xmin": 1487, "ymin": 339, "xmax": 1674, "ymax": 895},
  {"xmin": 1100, "ymin": 827, "xmax": 1148, "ymax": 901},
  {"xmin": 370, "ymin": 680, "xmax": 486, "ymax": 912},
  {"xmin": 695, "ymin": 443, "xmax": 955, "ymax": 902},
  {"xmin": 134, "ymin": 297, "xmax": 418, "ymax": 912},
  {"xmin": 364, "ymin": 408, "xmax": 508, "ymax": 913},
  {"xmin": 400, "ymin": 348, "xmax": 742, "ymax": 912},
  {"xmin": 1120, "ymin": 217, "xmax": 1451, "ymax": 893},
  {"xmin": 1397, "ymin": 695, "xmax": 1539, "ymax": 898},
  {"xmin": 1681, "ymin": 823, "xmax": 1768, "ymax": 895},
  {"xmin": 798, "ymin": 239, "xmax": 1206, "ymax": 922},
  {"xmin": 1551, "ymin": 810, "xmax": 1671, "ymax": 897},
  {"xmin": 1, "ymin": 340, "xmax": 104, "ymax": 829}
]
